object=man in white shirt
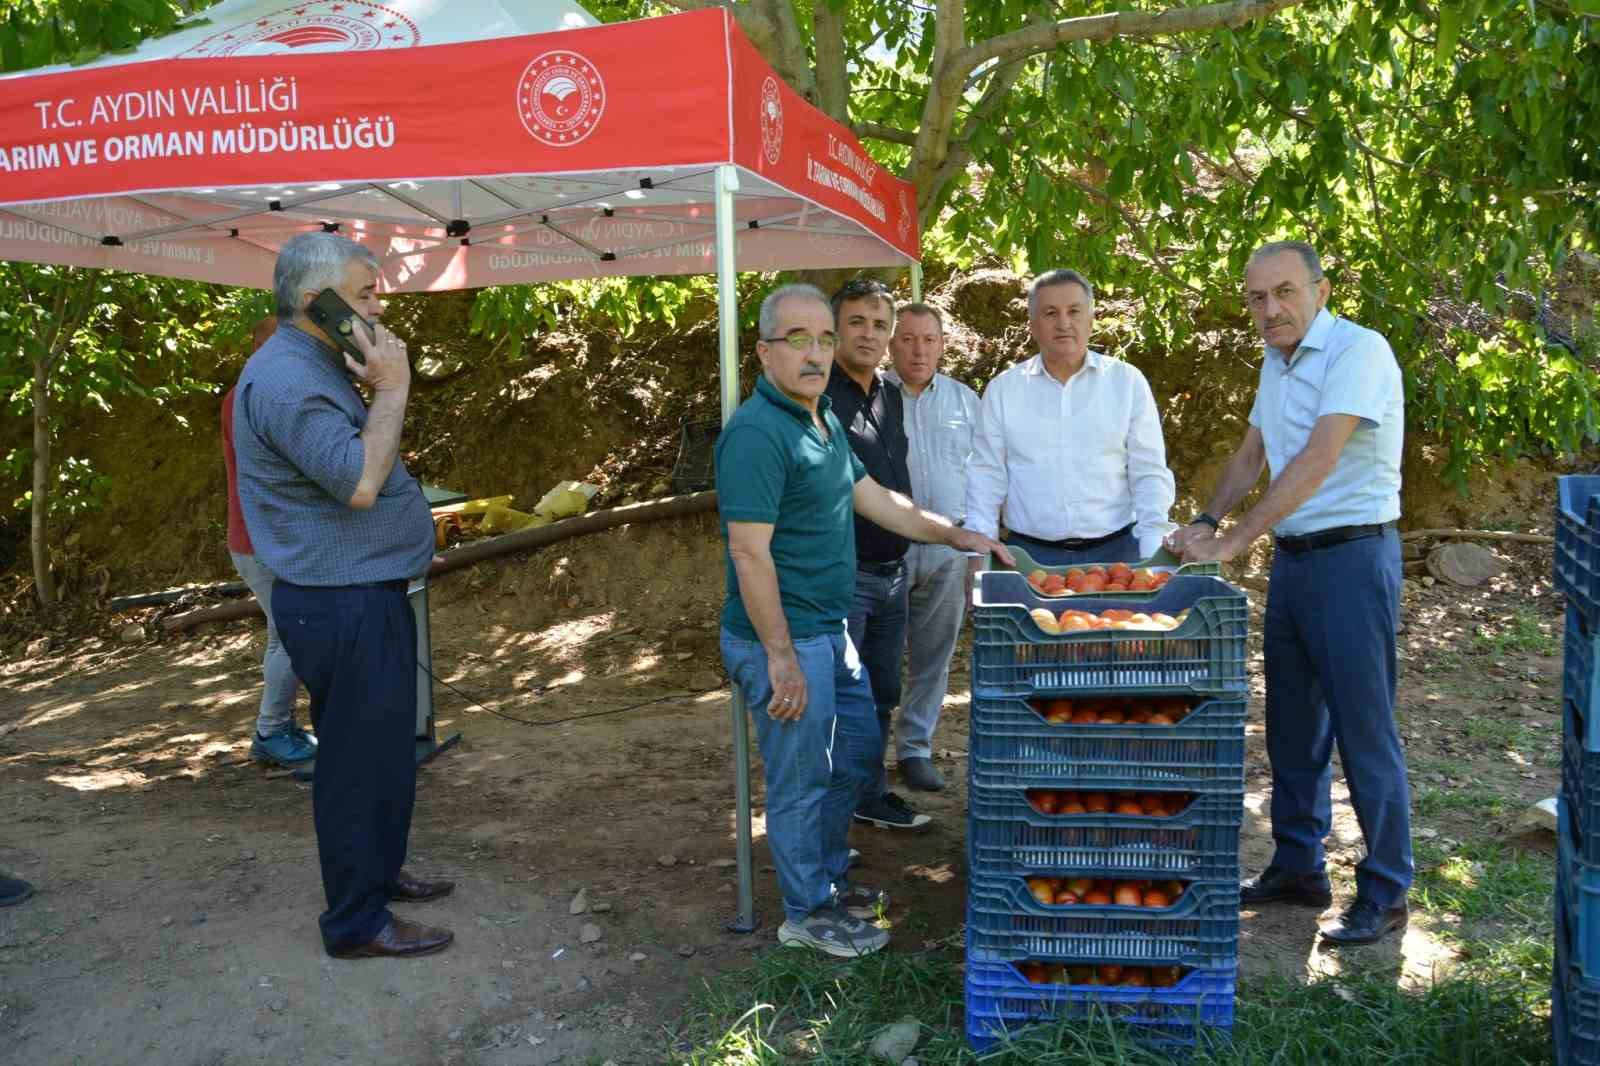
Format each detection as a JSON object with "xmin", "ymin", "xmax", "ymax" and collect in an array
[
  {"xmin": 1170, "ymin": 240, "xmax": 1411, "ymax": 947},
  {"xmin": 884, "ymin": 303, "xmax": 980, "ymax": 792},
  {"xmin": 965, "ymin": 269, "xmax": 1175, "ymax": 565}
]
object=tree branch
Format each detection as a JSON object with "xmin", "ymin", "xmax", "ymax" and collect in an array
[
  {"xmin": 949, "ymin": 0, "xmax": 1307, "ymax": 80},
  {"xmin": 854, "ymin": 121, "xmax": 917, "ymax": 146},
  {"xmin": 1041, "ymin": 164, "xmax": 1208, "ymax": 298},
  {"xmin": 812, "ymin": 1, "xmax": 850, "ymax": 121}
]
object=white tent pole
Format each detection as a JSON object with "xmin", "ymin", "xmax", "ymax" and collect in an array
[
  {"xmin": 911, "ymin": 261, "xmax": 923, "ymax": 302},
  {"xmin": 715, "ymin": 163, "xmax": 757, "ymax": 934}
]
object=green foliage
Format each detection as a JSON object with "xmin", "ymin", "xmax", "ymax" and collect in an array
[{"xmin": 0, "ymin": 0, "xmax": 210, "ymax": 71}]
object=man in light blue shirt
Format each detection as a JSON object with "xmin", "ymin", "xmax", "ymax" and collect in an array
[
  {"xmin": 884, "ymin": 303, "xmax": 979, "ymax": 792},
  {"xmin": 1171, "ymin": 240, "xmax": 1411, "ymax": 947}
]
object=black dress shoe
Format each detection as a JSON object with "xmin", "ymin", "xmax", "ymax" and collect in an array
[
  {"xmin": 327, "ymin": 916, "xmax": 454, "ymax": 959},
  {"xmin": 1320, "ymin": 898, "xmax": 1408, "ymax": 945},
  {"xmin": 388, "ymin": 870, "xmax": 454, "ymax": 903},
  {"xmin": 1240, "ymin": 865, "xmax": 1333, "ymax": 907},
  {"xmin": 899, "ymin": 757, "xmax": 946, "ymax": 792}
]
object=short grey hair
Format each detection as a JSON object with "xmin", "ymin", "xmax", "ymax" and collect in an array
[
  {"xmin": 273, "ymin": 232, "xmax": 380, "ymax": 320},
  {"xmin": 895, "ymin": 301, "xmax": 943, "ymax": 334},
  {"xmin": 1249, "ymin": 240, "xmax": 1324, "ymax": 281},
  {"xmin": 1028, "ymin": 269, "xmax": 1094, "ymax": 317},
  {"xmin": 759, "ymin": 283, "xmax": 830, "ymax": 339}
]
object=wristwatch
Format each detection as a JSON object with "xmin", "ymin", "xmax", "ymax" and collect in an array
[{"xmin": 1191, "ymin": 512, "xmax": 1220, "ymax": 530}]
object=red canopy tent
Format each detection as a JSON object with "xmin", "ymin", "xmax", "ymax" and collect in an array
[{"xmin": 0, "ymin": 0, "xmax": 922, "ymax": 932}]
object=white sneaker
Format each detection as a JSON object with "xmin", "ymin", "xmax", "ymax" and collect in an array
[
  {"xmin": 777, "ymin": 903, "xmax": 889, "ymax": 958},
  {"xmin": 834, "ymin": 884, "xmax": 889, "ymax": 920}
]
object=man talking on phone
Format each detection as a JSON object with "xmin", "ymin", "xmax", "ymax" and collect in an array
[{"xmin": 233, "ymin": 232, "xmax": 455, "ymax": 960}]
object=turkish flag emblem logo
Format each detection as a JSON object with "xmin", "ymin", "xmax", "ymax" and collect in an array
[{"xmin": 517, "ymin": 51, "xmax": 606, "ymax": 148}]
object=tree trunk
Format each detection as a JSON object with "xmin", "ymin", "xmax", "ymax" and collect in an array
[{"xmin": 30, "ymin": 353, "xmax": 56, "ymax": 607}]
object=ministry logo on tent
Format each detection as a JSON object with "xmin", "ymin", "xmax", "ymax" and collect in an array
[
  {"xmin": 180, "ymin": 2, "xmax": 421, "ymax": 58},
  {"xmin": 759, "ymin": 77, "xmax": 784, "ymax": 165},
  {"xmin": 517, "ymin": 51, "xmax": 606, "ymax": 148}
]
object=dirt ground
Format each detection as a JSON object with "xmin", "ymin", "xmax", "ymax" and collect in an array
[{"xmin": 0, "ymin": 517, "xmax": 1565, "ymax": 1065}]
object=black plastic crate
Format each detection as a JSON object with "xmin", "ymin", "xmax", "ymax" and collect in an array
[
  {"xmin": 967, "ymin": 874, "xmax": 1240, "ymax": 970},
  {"xmin": 969, "ymin": 695, "xmax": 1246, "ymax": 793},
  {"xmin": 972, "ymin": 573, "xmax": 1248, "ymax": 697},
  {"xmin": 968, "ymin": 785, "xmax": 1242, "ymax": 881},
  {"xmin": 965, "ymin": 957, "xmax": 1235, "ymax": 1053},
  {"xmin": 1557, "ymin": 476, "xmax": 1600, "ymax": 627}
]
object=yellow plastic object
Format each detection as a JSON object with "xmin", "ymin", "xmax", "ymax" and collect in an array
[
  {"xmin": 480, "ymin": 504, "xmax": 549, "ymax": 534},
  {"xmin": 432, "ymin": 494, "xmax": 513, "ymax": 517},
  {"xmin": 533, "ymin": 480, "xmax": 599, "ymax": 520}
]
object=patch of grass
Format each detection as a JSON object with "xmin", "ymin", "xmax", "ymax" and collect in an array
[
  {"xmin": 1414, "ymin": 785, "xmax": 1511, "ymax": 819},
  {"xmin": 1476, "ymin": 608, "xmax": 1561, "ymax": 657},
  {"xmin": 667, "ymin": 947, "xmax": 1550, "ymax": 1064},
  {"xmin": 1412, "ymin": 840, "xmax": 1554, "ymax": 997},
  {"xmin": 1461, "ymin": 715, "xmax": 1527, "ymax": 749}
]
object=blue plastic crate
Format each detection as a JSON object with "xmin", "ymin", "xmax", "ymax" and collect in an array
[
  {"xmin": 967, "ymin": 875, "xmax": 1240, "ymax": 969},
  {"xmin": 964, "ymin": 958, "xmax": 1235, "ymax": 1053},
  {"xmin": 972, "ymin": 573, "xmax": 1249, "ymax": 697},
  {"xmin": 968, "ymin": 785, "xmax": 1243, "ymax": 881},
  {"xmin": 1570, "ymin": 605, "xmax": 1600, "ymax": 747},
  {"xmin": 1560, "ymin": 804, "xmax": 1600, "ymax": 983},
  {"xmin": 968, "ymin": 695, "xmax": 1246, "ymax": 793},
  {"xmin": 1558, "ymin": 476, "xmax": 1600, "ymax": 626},
  {"xmin": 1562, "ymin": 695, "xmax": 1600, "ymax": 868},
  {"xmin": 1556, "ymin": 871, "xmax": 1600, "ymax": 1066}
]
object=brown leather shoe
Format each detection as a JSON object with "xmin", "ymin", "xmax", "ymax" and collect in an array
[
  {"xmin": 327, "ymin": 916, "xmax": 453, "ymax": 960},
  {"xmin": 388, "ymin": 870, "xmax": 454, "ymax": 903}
]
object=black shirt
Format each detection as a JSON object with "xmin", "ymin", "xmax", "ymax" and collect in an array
[{"xmin": 825, "ymin": 366, "xmax": 912, "ymax": 564}]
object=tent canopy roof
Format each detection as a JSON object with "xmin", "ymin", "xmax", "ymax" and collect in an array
[{"xmin": 0, "ymin": 3, "xmax": 918, "ymax": 290}]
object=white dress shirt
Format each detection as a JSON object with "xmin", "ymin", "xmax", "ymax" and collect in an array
[
  {"xmin": 964, "ymin": 351, "xmax": 1176, "ymax": 557},
  {"xmin": 885, "ymin": 369, "xmax": 980, "ymax": 524}
]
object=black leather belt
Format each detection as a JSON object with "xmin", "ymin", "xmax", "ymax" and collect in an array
[
  {"xmin": 1008, "ymin": 523, "xmax": 1135, "ymax": 553},
  {"xmin": 857, "ymin": 558, "xmax": 906, "ymax": 577},
  {"xmin": 1274, "ymin": 521, "xmax": 1396, "ymax": 554}
]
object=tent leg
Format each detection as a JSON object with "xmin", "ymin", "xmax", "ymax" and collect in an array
[
  {"xmin": 911, "ymin": 261, "xmax": 923, "ymax": 302},
  {"xmin": 716, "ymin": 163, "xmax": 758, "ymax": 935}
]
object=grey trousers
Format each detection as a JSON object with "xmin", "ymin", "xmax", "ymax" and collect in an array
[
  {"xmin": 230, "ymin": 551, "xmax": 301, "ymax": 737},
  {"xmin": 896, "ymin": 542, "xmax": 968, "ymax": 762}
]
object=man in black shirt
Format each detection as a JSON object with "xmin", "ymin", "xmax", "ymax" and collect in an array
[{"xmin": 825, "ymin": 279, "xmax": 933, "ymax": 832}]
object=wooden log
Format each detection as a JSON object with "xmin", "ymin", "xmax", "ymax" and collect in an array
[
  {"xmin": 1399, "ymin": 528, "xmax": 1554, "ymax": 545},
  {"xmin": 158, "ymin": 491, "xmax": 718, "ymax": 635}
]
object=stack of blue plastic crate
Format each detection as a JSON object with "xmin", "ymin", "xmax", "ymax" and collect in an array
[
  {"xmin": 1555, "ymin": 475, "xmax": 1600, "ymax": 1065},
  {"xmin": 965, "ymin": 568, "xmax": 1249, "ymax": 1051}
]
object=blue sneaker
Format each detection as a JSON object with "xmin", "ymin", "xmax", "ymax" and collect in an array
[
  {"xmin": 289, "ymin": 724, "xmax": 318, "ymax": 750},
  {"xmin": 251, "ymin": 729, "xmax": 317, "ymax": 767}
]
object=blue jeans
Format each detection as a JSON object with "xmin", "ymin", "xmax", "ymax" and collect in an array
[
  {"xmin": 846, "ymin": 566, "xmax": 910, "ymax": 802},
  {"xmin": 274, "ymin": 581, "xmax": 418, "ymax": 951},
  {"xmin": 230, "ymin": 551, "xmax": 300, "ymax": 737},
  {"xmin": 1002, "ymin": 529, "xmax": 1142, "ymax": 567},
  {"xmin": 720, "ymin": 626, "xmax": 879, "ymax": 923},
  {"xmin": 1263, "ymin": 529, "xmax": 1413, "ymax": 907}
]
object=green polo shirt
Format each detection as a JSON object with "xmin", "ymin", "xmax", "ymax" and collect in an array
[{"xmin": 716, "ymin": 374, "xmax": 866, "ymax": 640}]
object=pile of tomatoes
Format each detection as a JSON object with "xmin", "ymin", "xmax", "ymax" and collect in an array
[
  {"xmin": 1027, "ymin": 606, "xmax": 1187, "ymax": 635},
  {"xmin": 1026, "ymin": 562, "xmax": 1174, "ymax": 596},
  {"xmin": 1027, "ymin": 696, "xmax": 1195, "ymax": 725},
  {"xmin": 1023, "ymin": 875, "xmax": 1189, "ymax": 909},
  {"xmin": 1024, "ymin": 789, "xmax": 1193, "ymax": 816},
  {"xmin": 1016, "ymin": 961, "xmax": 1187, "ymax": 988}
]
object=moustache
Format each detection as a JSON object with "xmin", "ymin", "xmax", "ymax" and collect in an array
[{"xmin": 798, "ymin": 365, "xmax": 825, "ymax": 377}]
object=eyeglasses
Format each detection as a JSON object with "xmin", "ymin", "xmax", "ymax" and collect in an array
[
  {"xmin": 762, "ymin": 330, "xmax": 839, "ymax": 353},
  {"xmin": 1244, "ymin": 278, "xmax": 1322, "ymax": 310}
]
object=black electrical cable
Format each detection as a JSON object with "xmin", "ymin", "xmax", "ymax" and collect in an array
[{"xmin": 419, "ymin": 660, "xmax": 717, "ymax": 728}]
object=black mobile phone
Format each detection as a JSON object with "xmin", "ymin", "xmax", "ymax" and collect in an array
[{"xmin": 306, "ymin": 288, "xmax": 375, "ymax": 365}]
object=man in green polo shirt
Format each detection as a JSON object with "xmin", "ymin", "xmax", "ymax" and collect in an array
[{"xmin": 716, "ymin": 282, "xmax": 1010, "ymax": 956}]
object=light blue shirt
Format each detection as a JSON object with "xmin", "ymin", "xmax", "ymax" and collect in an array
[
  {"xmin": 885, "ymin": 369, "xmax": 979, "ymax": 525},
  {"xmin": 1247, "ymin": 308, "xmax": 1403, "ymax": 536}
]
